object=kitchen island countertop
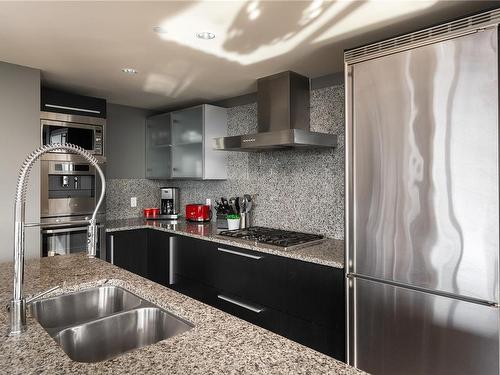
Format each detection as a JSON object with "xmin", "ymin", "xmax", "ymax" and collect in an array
[
  {"xmin": 106, "ymin": 218, "xmax": 344, "ymax": 268},
  {"xmin": 0, "ymin": 254, "xmax": 362, "ymax": 374}
]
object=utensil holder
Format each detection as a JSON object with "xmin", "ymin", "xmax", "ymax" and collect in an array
[{"xmin": 227, "ymin": 218, "xmax": 240, "ymax": 230}]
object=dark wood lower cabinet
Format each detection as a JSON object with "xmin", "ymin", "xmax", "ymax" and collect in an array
[
  {"xmin": 106, "ymin": 230, "xmax": 148, "ymax": 278},
  {"xmin": 106, "ymin": 229, "xmax": 170, "ymax": 285},
  {"xmin": 170, "ymin": 236, "xmax": 345, "ymax": 361},
  {"xmin": 107, "ymin": 230, "xmax": 345, "ymax": 361},
  {"xmin": 147, "ymin": 229, "xmax": 171, "ymax": 286}
]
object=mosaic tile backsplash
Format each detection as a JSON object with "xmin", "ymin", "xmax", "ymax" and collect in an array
[{"xmin": 106, "ymin": 84, "xmax": 345, "ymax": 239}]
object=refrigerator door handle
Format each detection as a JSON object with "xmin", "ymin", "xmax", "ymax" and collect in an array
[{"xmin": 348, "ymin": 273, "xmax": 500, "ymax": 308}]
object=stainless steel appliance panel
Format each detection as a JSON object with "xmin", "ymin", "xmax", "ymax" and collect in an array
[
  {"xmin": 41, "ymin": 222, "xmax": 105, "ymax": 257},
  {"xmin": 40, "ymin": 111, "xmax": 105, "ymax": 157},
  {"xmin": 160, "ymin": 187, "xmax": 180, "ymax": 216},
  {"xmin": 349, "ymin": 277, "xmax": 499, "ymax": 375},
  {"xmin": 42, "ymin": 226, "xmax": 89, "ymax": 256},
  {"xmin": 41, "ymin": 158, "xmax": 105, "ymax": 218},
  {"xmin": 351, "ymin": 29, "xmax": 499, "ymax": 303}
]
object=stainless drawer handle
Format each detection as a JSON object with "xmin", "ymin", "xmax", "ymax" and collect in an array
[
  {"xmin": 42, "ymin": 226, "xmax": 89, "ymax": 234},
  {"xmin": 110, "ymin": 235, "xmax": 114, "ymax": 265},
  {"xmin": 217, "ymin": 294, "xmax": 264, "ymax": 313},
  {"xmin": 217, "ymin": 247, "xmax": 263, "ymax": 260}
]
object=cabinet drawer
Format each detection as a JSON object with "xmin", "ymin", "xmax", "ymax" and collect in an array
[
  {"xmin": 213, "ymin": 245, "xmax": 288, "ymax": 312},
  {"xmin": 214, "ymin": 291, "xmax": 286, "ymax": 334},
  {"xmin": 170, "ymin": 275, "xmax": 217, "ymax": 306}
]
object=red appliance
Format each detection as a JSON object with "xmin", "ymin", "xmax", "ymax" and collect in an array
[{"xmin": 185, "ymin": 204, "xmax": 212, "ymax": 222}]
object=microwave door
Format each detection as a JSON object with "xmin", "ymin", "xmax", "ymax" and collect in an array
[
  {"xmin": 49, "ymin": 128, "xmax": 68, "ymax": 145},
  {"xmin": 66, "ymin": 127, "xmax": 94, "ymax": 150}
]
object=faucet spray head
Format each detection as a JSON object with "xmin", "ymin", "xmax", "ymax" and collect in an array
[{"xmin": 87, "ymin": 219, "xmax": 98, "ymax": 258}]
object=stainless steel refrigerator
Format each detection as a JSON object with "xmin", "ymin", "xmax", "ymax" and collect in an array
[{"xmin": 345, "ymin": 10, "xmax": 500, "ymax": 375}]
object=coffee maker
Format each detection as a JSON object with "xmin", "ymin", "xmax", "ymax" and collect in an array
[{"xmin": 160, "ymin": 187, "xmax": 180, "ymax": 219}]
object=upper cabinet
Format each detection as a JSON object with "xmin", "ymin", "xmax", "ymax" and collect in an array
[
  {"xmin": 146, "ymin": 104, "xmax": 227, "ymax": 180},
  {"xmin": 41, "ymin": 87, "xmax": 107, "ymax": 118}
]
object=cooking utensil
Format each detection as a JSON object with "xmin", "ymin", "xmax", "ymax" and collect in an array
[
  {"xmin": 243, "ymin": 194, "xmax": 252, "ymax": 213},
  {"xmin": 235, "ymin": 197, "xmax": 240, "ymax": 213},
  {"xmin": 239, "ymin": 196, "xmax": 246, "ymax": 214},
  {"xmin": 229, "ymin": 197, "xmax": 237, "ymax": 215},
  {"xmin": 221, "ymin": 197, "xmax": 228, "ymax": 207}
]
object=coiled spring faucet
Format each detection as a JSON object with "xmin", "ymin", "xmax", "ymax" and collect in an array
[{"xmin": 9, "ymin": 143, "xmax": 105, "ymax": 335}]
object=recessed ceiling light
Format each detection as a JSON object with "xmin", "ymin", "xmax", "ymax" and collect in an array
[
  {"xmin": 121, "ymin": 68, "xmax": 138, "ymax": 74},
  {"xmin": 196, "ymin": 31, "xmax": 216, "ymax": 40},
  {"xmin": 153, "ymin": 26, "xmax": 168, "ymax": 34}
]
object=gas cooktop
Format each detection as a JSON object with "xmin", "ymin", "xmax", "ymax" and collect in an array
[{"xmin": 218, "ymin": 226, "xmax": 325, "ymax": 250}]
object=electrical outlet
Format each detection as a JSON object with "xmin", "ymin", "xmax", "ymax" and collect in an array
[{"xmin": 130, "ymin": 197, "xmax": 137, "ymax": 208}]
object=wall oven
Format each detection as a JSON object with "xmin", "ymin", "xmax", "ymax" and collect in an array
[
  {"xmin": 40, "ymin": 153, "xmax": 106, "ymax": 259},
  {"xmin": 40, "ymin": 111, "xmax": 105, "ymax": 159},
  {"xmin": 41, "ymin": 216, "xmax": 105, "ymax": 257}
]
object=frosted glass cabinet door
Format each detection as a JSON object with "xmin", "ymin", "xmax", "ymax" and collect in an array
[
  {"xmin": 145, "ymin": 113, "xmax": 171, "ymax": 179},
  {"xmin": 171, "ymin": 107, "xmax": 203, "ymax": 178},
  {"xmin": 171, "ymin": 143, "xmax": 203, "ymax": 178},
  {"xmin": 171, "ymin": 107, "xmax": 203, "ymax": 145}
]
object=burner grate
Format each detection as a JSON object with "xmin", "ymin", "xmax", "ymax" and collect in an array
[{"xmin": 218, "ymin": 226, "xmax": 324, "ymax": 249}]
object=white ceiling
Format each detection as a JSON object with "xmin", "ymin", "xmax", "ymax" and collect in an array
[{"xmin": 0, "ymin": 1, "xmax": 497, "ymax": 110}]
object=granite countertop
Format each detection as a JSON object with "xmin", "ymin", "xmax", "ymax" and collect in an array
[
  {"xmin": 106, "ymin": 218, "xmax": 344, "ymax": 269},
  {"xmin": 0, "ymin": 254, "xmax": 363, "ymax": 374}
]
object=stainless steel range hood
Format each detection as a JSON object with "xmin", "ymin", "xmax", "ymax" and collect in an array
[{"xmin": 213, "ymin": 71, "xmax": 337, "ymax": 151}]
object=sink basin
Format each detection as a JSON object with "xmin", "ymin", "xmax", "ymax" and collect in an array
[
  {"xmin": 31, "ymin": 285, "xmax": 194, "ymax": 362},
  {"xmin": 54, "ymin": 307, "xmax": 193, "ymax": 363},
  {"xmin": 31, "ymin": 286, "xmax": 142, "ymax": 330}
]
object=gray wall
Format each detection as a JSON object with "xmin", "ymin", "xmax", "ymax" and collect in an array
[
  {"xmin": 106, "ymin": 104, "xmax": 152, "ymax": 179},
  {"xmin": 106, "ymin": 84, "xmax": 345, "ymax": 239},
  {"xmin": 0, "ymin": 62, "xmax": 40, "ymax": 262}
]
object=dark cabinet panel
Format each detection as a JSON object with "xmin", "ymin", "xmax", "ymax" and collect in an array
[
  {"xmin": 212, "ymin": 244, "xmax": 288, "ymax": 312},
  {"xmin": 107, "ymin": 230, "xmax": 148, "ymax": 278},
  {"xmin": 214, "ymin": 292, "xmax": 285, "ymax": 334},
  {"xmin": 171, "ymin": 235, "xmax": 217, "ymax": 286},
  {"xmin": 147, "ymin": 230, "xmax": 171, "ymax": 286},
  {"xmin": 285, "ymin": 260, "xmax": 345, "ymax": 330},
  {"xmin": 41, "ymin": 87, "xmax": 107, "ymax": 118},
  {"xmin": 284, "ymin": 314, "xmax": 345, "ymax": 360},
  {"xmin": 106, "ymin": 229, "xmax": 171, "ymax": 285},
  {"xmin": 108, "ymin": 230, "xmax": 345, "ymax": 361}
]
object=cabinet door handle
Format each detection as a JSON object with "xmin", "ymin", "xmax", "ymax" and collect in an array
[
  {"xmin": 217, "ymin": 247, "xmax": 263, "ymax": 260},
  {"xmin": 110, "ymin": 235, "xmax": 114, "ymax": 265},
  {"xmin": 44, "ymin": 103, "xmax": 101, "ymax": 114},
  {"xmin": 217, "ymin": 294, "xmax": 264, "ymax": 313}
]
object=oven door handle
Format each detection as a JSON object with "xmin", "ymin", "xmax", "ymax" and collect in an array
[{"xmin": 42, "ymin": 225, "xmax": 102, "ymax": 234}]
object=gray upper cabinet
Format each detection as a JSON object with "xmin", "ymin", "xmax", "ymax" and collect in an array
[{"xmin": 146, "ymin": 104, "xmax": 227, "ymax": 180}]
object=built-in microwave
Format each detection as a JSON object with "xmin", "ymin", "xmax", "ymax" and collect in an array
[{"xmin": 40, "ymin": 111, "xmax": 105, "ymax": 157}]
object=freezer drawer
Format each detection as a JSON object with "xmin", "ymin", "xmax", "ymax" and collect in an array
[{"xmin": 348, "ymin": 277, "xmax": 499, "ymax": 375}]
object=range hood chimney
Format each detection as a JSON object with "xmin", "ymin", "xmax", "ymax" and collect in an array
[{"xmin": 213, "ymin": 71, "xmax": 337, "ymax": 151}]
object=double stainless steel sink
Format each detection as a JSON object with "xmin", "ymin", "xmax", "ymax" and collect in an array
[{"xmin": 30, "ymin": 285, "xmax": 194, "ymax": 363}]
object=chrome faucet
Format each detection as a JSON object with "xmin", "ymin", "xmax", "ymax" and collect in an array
[{"xmin": 9, "ymin": 143, "xmax": 105, "ymax": 335}]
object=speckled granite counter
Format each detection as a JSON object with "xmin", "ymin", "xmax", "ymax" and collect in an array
[
  {"xmin": 0, "ymin": 255, "xmax": 362, "ymax": 374},
  {"xmin": 106, "ymin": 218, "xmax": 344, "ymax": 269}
]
